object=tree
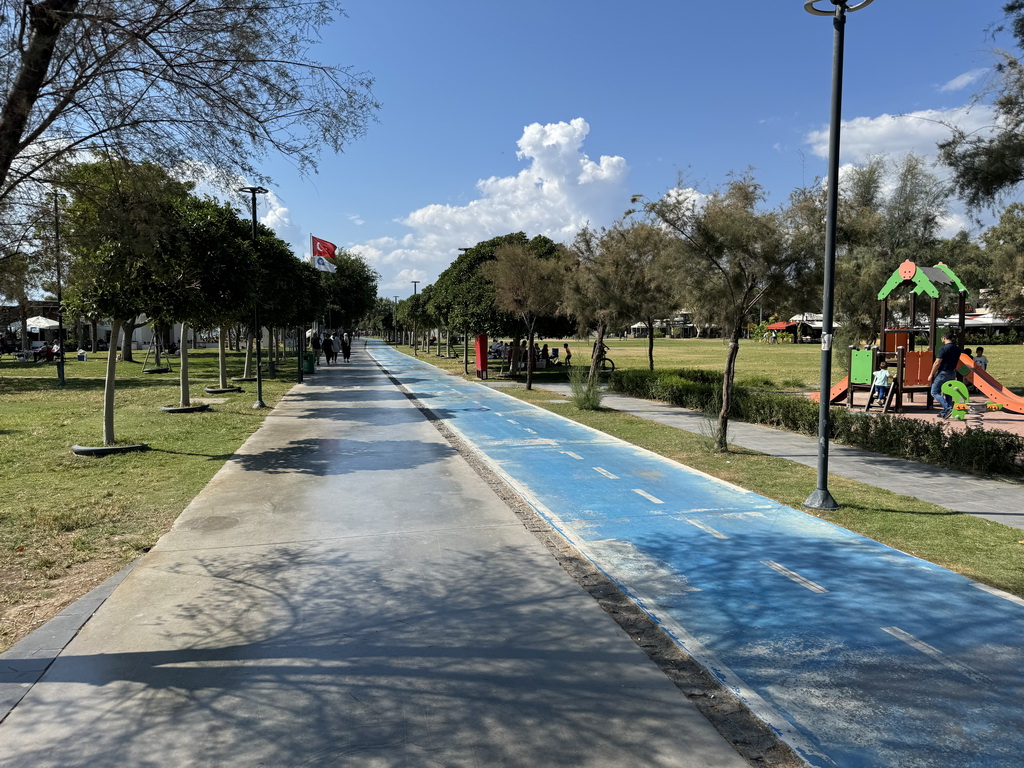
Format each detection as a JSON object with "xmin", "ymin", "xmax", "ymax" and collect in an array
[
  {"xmin": 365, "ymin": 296, "xmax": 396, "ymax": 340},
  {"xmin": 938, "ymin": 3, "xmax": 1024, "ymax": 209},
  {"xmin": 61, "ymin": 158, "xmax": 191, "ymax": 444},
  {"xmin": 636, "ymin": 175, "xmax": 797, "ymax": 452},
  {"xmin": 483, "ymin": 242, "xmax": 567, "ymax": 389},
  {"xmin": 980, "ymin": 203, "xmax": 1024, "ymax": 318},
  {"xmin": 159, "ymin": 196, "xmax": 258, "ymax": 402},
  {"xmin": 833, "ymin": 155, "xmax": 954, "ymax": 347},
  {"xmin": 429, "ymin": 234, "xmax": 533, "ymax": 341},
  {"xmin": 320, "ymin": 250, "xmax": 380, "ymax": 331},
  {"xmin": 611, "ymin": 222, "xmax": 682, "ymax": 370},
  {"xmin": 0, "ymin": 1, "xmax": 377, "ymax": 215},
  {"xmin": 564, "ymin": 224, "xmax": 639, "ymax": 384}
]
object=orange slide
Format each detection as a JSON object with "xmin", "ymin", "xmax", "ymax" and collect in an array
[
  {"xmin": 960, "ymin": 354, "xmax": 1024, "ymax": 414},
  {"xmin": 810, "ymin": 376, "xmax": 849, "ymax": 404}
]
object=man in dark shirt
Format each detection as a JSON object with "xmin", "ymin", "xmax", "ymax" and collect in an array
[{"xmin": 927, "ymin": 330, "xmax": 962, "ymax": 419}]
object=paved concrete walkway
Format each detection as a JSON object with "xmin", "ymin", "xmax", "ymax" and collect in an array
[
  {"xmin": 523, "ymin": 382, "xmax": 1024, "ymax": 531},
  {"xmin": 0, "ymin": 353, "xmax": 747, "ymax": 768}
]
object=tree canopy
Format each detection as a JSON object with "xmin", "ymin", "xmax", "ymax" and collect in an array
[
  {"xmin": 0, "ymin": 0, "xmax": 378, "ymax": 212},
  {"xmin": 320, "ymin": 250, "xmax": 380, "ymax": 330},
  {"xmin": 939, "ymin": 3, "xmax": 1024, "ymax": 208},
  {"xmin": 636, "ymin": 175, "xmax": 802, "ymax": 451},
  {"xmin": 428, "ymin": 233, "xmax": 555, "ymax": 338}
]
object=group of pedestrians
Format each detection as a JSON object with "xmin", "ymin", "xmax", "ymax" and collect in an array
[
  {"xmin": 488, "ymin": 340, "xmax": 573, "ymax": 369},
  {"xmin": 311, "ymin": 331, "xmax": 352, "ymax": 365}
]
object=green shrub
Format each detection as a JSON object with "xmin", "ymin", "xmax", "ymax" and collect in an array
[
  {"xmin": 609, "ymin": 367, "xmax": 1024, "ymax": 477},
  {"xmin": 568, "ymin": 365, "xmax": 602, "ymax": 410}
]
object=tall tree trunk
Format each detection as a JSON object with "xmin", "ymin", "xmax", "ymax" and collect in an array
[
  {"xmin": 242, "ymin": 335, "xmax": 254, "ymax": 378},
  {"xmin": 510, "ymin": 335, "xmax": 522, "ymax": 380},
  {"xmin": 218, "ymin": 325, "xmax": 228, "ymax": 389},
  {"xmin": 646, "ymin": 317, "xmax": 655, "ymax": 371},
  {"xmin": 90, "ymin": 318, "xmax": 99, "ymax": 352},
  {"xmin": 120, "ymin": 316, "xmax": 139, "ymax": 362},
  {"xmin": 179, "ymin": 322, "xmax": 191, "ymax": 407},
  {"xmin": 716, "ymin": 317, "xmax": 745, "ymax": 452},
  {"xmin": 0, "ymin": 1, "xmax": 79, "ymax": 198},
  {"xmin": 525, "ymin": 325, "xmax": 536, "ymax": 390},
  {"xmin": 18, "ymin": 303, "xmax": 28, "ymax": 350},
  {"xmin": 588, "ymin": 322, "xmax": 607, "ymax": 384},
  {"xmin": 103, "ymin": 318, "xmax": 123, "ymax": 446}
]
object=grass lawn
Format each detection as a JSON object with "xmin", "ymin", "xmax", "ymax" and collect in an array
[
  {"xmin": 394, "ymin": 341, "xmax": 1024, "ymax": 600},
  {"xmin": 0, "ymin": 348, "xmax": 301, "ymax": 651},
  {"xmin": 420, "ymin": 336, "xmax": 1024, "ymax": 391}
]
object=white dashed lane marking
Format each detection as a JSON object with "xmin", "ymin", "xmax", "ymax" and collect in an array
[
  {"xmin": 761, "ymin": 560, "xmax": 829, "ymax": 594},
  {"xmin": 882, "ymin": 626, "xmax": 991, "ymax": 684},
  {"xmin": 632, "ymin": 489, "xmax": 664, "ymax": 504},
  {"xmin": 687, "ymin": 519, "xmax": 729, "ymax": 539}
]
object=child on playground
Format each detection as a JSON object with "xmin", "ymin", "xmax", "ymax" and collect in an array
[
  {"xmin": 872, "ymin": 361, "xmax": 891, "ymax": 403},
  {"xmin": 975, "ymin": 347, "xmax": 988, "ymax": 371}
]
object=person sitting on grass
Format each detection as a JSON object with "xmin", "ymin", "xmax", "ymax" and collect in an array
[{"xmin": 871, "ymin": 360, "xmax": 891, "ymax": 404}]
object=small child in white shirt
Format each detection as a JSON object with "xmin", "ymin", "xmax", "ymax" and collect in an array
[
  {"xmin": 974, "ymin": 346, "xmax": 988, "ymax": 371},
  {"xmin": 872, "ymin": 361, "xmax": 891, "ymax": 402}
]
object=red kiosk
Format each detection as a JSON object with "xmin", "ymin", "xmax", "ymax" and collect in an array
[{"xmin": 474, "ymin": 334, "xmax": 488, "ymax": 379}]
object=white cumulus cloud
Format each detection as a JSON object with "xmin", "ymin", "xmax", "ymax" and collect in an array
[
  {"xmin": 804, "ymin": 105, "xmax": 998, "ymax": 164},
  {"xmin": 350, "ymin": 118, "xmax": 629, "ymax": 292}
]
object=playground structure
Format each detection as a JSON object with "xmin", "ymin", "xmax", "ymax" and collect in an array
[{"xmin": 815, "ymin": 259, "xmax": 1024, "ymax": 417}]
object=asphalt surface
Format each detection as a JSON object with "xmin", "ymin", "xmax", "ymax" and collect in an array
[
  {"xmin": 370, "ymin": 344, "xmax": 1024, "ymax": 768},
  {"xmin": 0, "ymin": 344, "xmax": 748, "ymax": 768},
  {"xmin": 532, "ymin": 382, "xmax": 1024, "ymax": 531}
]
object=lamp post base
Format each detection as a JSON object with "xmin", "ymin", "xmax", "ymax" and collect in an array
[{"xmin": 804, "ymin": 488, "xmax": 840, "ymax": 511}]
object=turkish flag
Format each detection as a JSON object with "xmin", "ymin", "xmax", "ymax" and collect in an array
[{"xmin": 311, "ymin": 236, "xmax": 337, "ymax": 262}]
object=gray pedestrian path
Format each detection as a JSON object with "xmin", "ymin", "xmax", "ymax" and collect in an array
[
  {"xmin": 0, "ymin": 354, "xmax": 747, "ymax": 768},
  {"xmin": 524, "ymin": 382, "xmax": 1024, "ymax": 530}
]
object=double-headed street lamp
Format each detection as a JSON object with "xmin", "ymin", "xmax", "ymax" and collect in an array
[
  {"xmin": 803, "ymin": 0, "xmax": 874, "ymax": 511},
  {"xmin": 239, "ymin": 186, "xmax": 269, "ymax": 409}
]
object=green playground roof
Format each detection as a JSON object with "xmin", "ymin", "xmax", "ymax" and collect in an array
[{"xmin": 877, "ymin": 260, "xmax": 968, "ymax": 300}]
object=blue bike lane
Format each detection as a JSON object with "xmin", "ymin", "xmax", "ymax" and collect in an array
[{"xmin": 369, "ymin": 343, "xmax": 1024, "ymax": 768}]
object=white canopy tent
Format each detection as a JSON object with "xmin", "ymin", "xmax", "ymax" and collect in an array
[{"xmin": 24, "ymin": 316, "xmax": 60, "ymax": 332}]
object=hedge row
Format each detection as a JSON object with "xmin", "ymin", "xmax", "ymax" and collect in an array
[{"xmin": 608, "ymin": 369, "xmax": 1024, "ymax": 477}]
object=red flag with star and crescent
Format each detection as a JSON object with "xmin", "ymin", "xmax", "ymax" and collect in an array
[{"xmin": 312, "ymin": 236, "xmax": 337, "ymax": 262}]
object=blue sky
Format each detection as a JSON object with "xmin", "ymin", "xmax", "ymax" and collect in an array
[{"xmin": 250, "ymin": 1, "xmax": 1014, "ymax": 298}]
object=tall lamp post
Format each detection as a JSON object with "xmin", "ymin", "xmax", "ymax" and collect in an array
[
  {"xmin": 803, "ymin": 0, "xmax": 874, "ymax": 511},
  {"xmin": 239, "ymin": 186, "xmax": 269, "ymax": 409},
  {"xmin": 411, "ymin": 280, "xmax": 419, "ymax": 355}
]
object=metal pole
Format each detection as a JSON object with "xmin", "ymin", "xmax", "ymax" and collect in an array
[
  {"xmin": 240, "ymin": 186, "xmax": 268, "ymax": 408},
  {"xmin": 53, "ymin": 192, "xmax": 65, "ymax": 386},
  {"xmin": 804, "ymin": 1, "xmax": 851, "ymax": 511}
]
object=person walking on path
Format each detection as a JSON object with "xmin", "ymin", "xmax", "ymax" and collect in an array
[
  {"xmin": 321, "ymin": 334, "xmax": 334, "ymax": 366},
  {"xmin": 927, "ymin": 330, "xmax": 962, "ymax": 419},
  {"xmin": 341, "ymin": 333, "xmax": 352, "ymax": 362},
  {"xmin": 311, "ymin": 333, "xmax": 322, "ymax": 365}
]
